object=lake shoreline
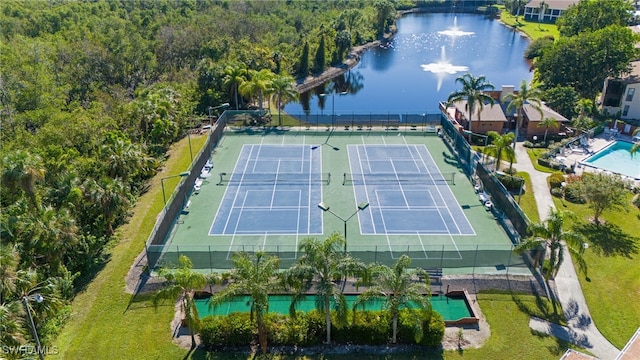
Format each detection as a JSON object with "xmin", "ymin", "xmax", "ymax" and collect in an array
[{"xmin": 295, "ymin": 39, "xmax": 390, "ymax": 94}]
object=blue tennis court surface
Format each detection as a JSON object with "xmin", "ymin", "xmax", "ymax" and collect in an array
[
  {"xmin": 348, "ymin": 144, "xmax": 475, "ymax": 236},
  {"xmin": 209, "ymin": 144, "xmax": 323, "ymax": 235}
]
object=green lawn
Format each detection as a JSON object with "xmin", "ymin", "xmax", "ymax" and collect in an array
[
  {"xmin": 527, "ymin": 148, "xmax": 560, "ymax": 173},
  {"xmin": 55, "ymin": 135, "xmax": 208, "ymax": 359},
  {"xmin": 498, "ymin": 9, "xmax": 560, "ymax": 41},
  {"xmin": 552, "ymin": 196, "xmax": 640, "ymax": 349},
  {"xmin": 516, "ymin": 171, "xmax": 540, "ymax": 224},
  {"xmin": 445, "ymin": 293, "xmax": 580, "ymax": 360}
]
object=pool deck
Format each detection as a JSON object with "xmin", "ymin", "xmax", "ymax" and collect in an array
[{"xmin": 555, "ymin": 133, "xmax": 640, "ymax": 185}]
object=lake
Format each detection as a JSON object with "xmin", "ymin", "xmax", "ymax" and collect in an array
[{"xmin": 284, "ymin": 13, "xmax": 533, "ymax": 116}]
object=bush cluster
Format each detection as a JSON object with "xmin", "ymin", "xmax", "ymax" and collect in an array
[
  {"xmin": 632, "ymin": 194, "xmax": 640, "ymax": 209},
  {"xmin": 496, "ymin": 173, "xmax": 524, "ymax": 192},
  {"xmin": 200, "ymin": 309, "xmax": 445, "ymax": 349},
  {"xmin": 548, "ymin": 173, "xmax": 566, "ymax": 189}
]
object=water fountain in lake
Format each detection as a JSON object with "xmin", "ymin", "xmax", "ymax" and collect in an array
[
  {"xmin": 420, "ymin": 46, "xmax": 469, "ymax": 90},
  {"xmin": 437, "ymin": 16, "xmax": 475, "ymax": 37}
]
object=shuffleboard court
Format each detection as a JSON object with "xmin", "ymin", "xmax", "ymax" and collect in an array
[{"xmin": 348, "ymin": 144, "xmax": 474, "ymax": 236}]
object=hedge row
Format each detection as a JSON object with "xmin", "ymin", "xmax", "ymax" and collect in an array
[{"xmin": 200, "ymin": 309, "xmax": 445, "ymax": 350}]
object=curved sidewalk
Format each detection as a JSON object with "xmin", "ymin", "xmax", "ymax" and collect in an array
[{"xmin": 514, "ymin": 143, "xmax": 619, "ymax": 360}]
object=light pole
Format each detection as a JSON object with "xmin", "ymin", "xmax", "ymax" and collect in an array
[
  {"xmin": 208, "ymin": 103, "xmax": 230, "ymax": 125},
  {"xmin": 318, "ymin": 201, "xmax": 369, "ymax": 252},
  {"xmin": 318, "ymin": 91, "xmax": 348, "ymax": 128},
  {"xmin": 161, "ymin": 171, "xmax": 191, "ymax": 206},
  {"xmin": 22, "ymin": 294, "xmax": 44, "ymax": 360}
]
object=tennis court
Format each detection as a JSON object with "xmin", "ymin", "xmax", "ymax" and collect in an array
[{"xmin": 155, "ymin": 129, "xmax": 519, "ymax": 272}]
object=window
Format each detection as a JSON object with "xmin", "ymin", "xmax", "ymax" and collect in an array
[
  {"xmin": 623, "ymin": 105, "xmax": 630, "ymax": 116},
  {"xmin": 626, "ymin": 88, "xmax": 635, "ymax": 102}
]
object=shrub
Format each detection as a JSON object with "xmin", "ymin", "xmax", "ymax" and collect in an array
[
  {"xmin": 200, "ymin": 313, "xmax": 254, "ymax": 349},
  {"xmin": 548, "ymin": 173, "xmax": 565, "ymax": 189},
  {"xmin": 523, "ymin": 141, "xmax": 534, "ymax": 148},
  {"xmin": 633, "ymin": 194, "xmax": 640, "ymax": 209},
  {"xmin": 266, "ymin": 311, "xmax": 324, "ymax": 346},
  {"xmin": 550, "ymin": 187, "xmax": 564, "ymax": 197},
  {"xmin": 564, "ymin": 181, "xmax": 586, "ymax": 204},
  {"xmin": 497, "ymin": 173, "xmax": 524, "ymax": 192},
  {"xmin": 503, "ymin": 167, "xmax": 518, "ymax": 175},
  {"xmin": 420, "ymin": 311, "xmax": 445, "ymax": 347},
  {"xmin": 334, "ymin": 310, "xmax": 390, "ymax": 345}
]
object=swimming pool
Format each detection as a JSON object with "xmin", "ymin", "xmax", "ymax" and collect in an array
[
  {"xmin": 195, "ymin": 293, "xmax": 474, "ymax": 323},
  {"xmin": 582, "ymin": 141, "xmax": 640, "ymax": 179}
]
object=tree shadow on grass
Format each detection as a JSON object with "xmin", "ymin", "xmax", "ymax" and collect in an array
[
  {"xmin": 575, "ymin": 222, "xmax": 639, "ymax": 258},
  {"xmin": 512, "ymin": 292, "xmax": 564, "ymax": 325}
]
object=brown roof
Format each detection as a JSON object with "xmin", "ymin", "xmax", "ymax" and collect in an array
[
  {"xmin": 525, "ymin": 0, "xmax": 578, "ymax": 10},
  {"xmin": 523, "ymin": 103, "xmax": 569, "ymax": 122},
  {"xmin": 454, "ymin": 100, "xmax": 507, "ymax": 122},
  {"xmin": 559, "ymin": 349, "xmax": 597, "ymax": 360},
  {"xmin": 616, "ymin": 327, "xmax": 640, "ymax": 360}
]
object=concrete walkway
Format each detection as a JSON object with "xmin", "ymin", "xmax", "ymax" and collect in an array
[{"xmin": 514, "ymin": 143, "xmax": 620, "ymax": 360}]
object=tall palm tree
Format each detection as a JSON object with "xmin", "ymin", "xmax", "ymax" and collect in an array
[
  {"xmin": 537, "ymin": 0, "xmax": 548, "ymax": 29},
  {"xmin": 153, "ymin": 255, "xmax": 208, "ymax": 349},
  {"xmin": 284, "ymin": 234, "xmax": 365, "ymax": 344},
  {"xmin": 447, "ymin": 73, "xmax": 495, "ymax": 140},
  {"xmin": 270, "ymin": 74, "xmax": 298, "ymax": 126},
  {"xmin": 353, "ymin": 255, "xmax": 431, "ymax": 344},
  {"xmin": 505, "ymin": 80, "xmax": 543, "ymax": 149},
  {"xmin": 515, "ymin": 208, "xmax": 587, "ymax": 280},
  {"xmin": 211, "ymin": 251, "xmax": 280, "ymax": 354},
  {"xmin": 538, "ymin": 116, "xmax": 559, "ymax": 143},
  {"xmin": 485, "ymin": 131, "xmax": 515, "ymax": 172},
  {"xmin": 631, "ymin": 128, "xmax": 639, "ymax": 156},
  {"xmin": 223, "ymin": 63, "xmax": 247, "ymax": 110},
  {"xmin": 239, "ymin": 69, "xmax": 274, "ymax": 111}
]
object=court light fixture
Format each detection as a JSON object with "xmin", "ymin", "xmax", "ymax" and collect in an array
[
  {"xmin": 318, "ymin": 90, "xmax": 349, "ymax": 128},
  {"xmin": 23, "ymin": 294, "xmax": 45, "ymax": 360},
  {"xmin": 161, "ymin": 171, "xmax": 191, "ymax": 206},
  {"xmin": 318, "ymin": 201, "xmax": 369, "ymax": 252}
]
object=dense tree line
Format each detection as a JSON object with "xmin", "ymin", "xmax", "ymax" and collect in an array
[
  {"xmin": 529, "ymin": 0, "xmax": 640, "ymax": 108},
  {"xmin": 0, "ymin": 0, "xmax": 401, "ymax": 350}
]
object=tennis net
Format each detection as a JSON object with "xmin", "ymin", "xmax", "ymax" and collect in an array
[
  {"xmin": 217, "ymin": 172, "xmax": 331, "ymax": 185},
  {"xmin": 342, "ymin": 172, "xmax": 455, "ymax": 186}
]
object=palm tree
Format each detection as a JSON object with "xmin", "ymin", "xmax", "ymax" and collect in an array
[
  {"xmin": 538, "ymin": 117, "xmax": 559, "ymax": 143},
  {"xmin": 485, "ymin": 131, "xmax": 515, "ymax": 172},
  {"xmin": 223, "ymin": 63, "xmax": 247, "ymax": 110},
  {"xmin": 153, "ymin": 255, "xmax": 208, "ymax": 349},
  {"xmin": 447, "ymin": 73, "xmax": 495, "ymax": 140},
  {"xmin": 631, "ymin": 128, "xmax": 639, "ymax": 156},
  {"xmin": 239, "ymin": 69, "xmax": 274, "ymax": 111},
  {"xmin": 515, "ymin": 208, "xmax": 587, "ymax": 280},
  {"xmin": 1, "ymin": 150, "xmax": 45, "ymax": 209},
  {"xmin": 270, "ymin": 74, "xmax": 298, "ymax": 126},
  {"xmin": 504, "ymin": 80, "xmax": 543, "ymax": 149},
  {"xmin": 284, "ymin": 233, "xmax": 365, "ymax": 344},
  {"xmin": 353, "ymin": 255, "xmax": 431, "ymax": 344},
  {"xmin": 537, "ymin": 0, "xmax": 548, "ymax": 29},
  {"xmin": 211, "ymin": 251, "xmax": 280, "ymax": 354}
]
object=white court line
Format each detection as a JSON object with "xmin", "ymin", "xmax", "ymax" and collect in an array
[
  {"xmin": 415, "ymin": 145, "xmax": 467, "ymax": 235},
  {"xmin": 352, "ymin": 145, "xmax": 375, "ymax": 233},
  {"xmin": 389, "ymin": 160, "xmax": 410, "ymax": 207},
  {"xmin": 269, "ymin": 159, "xmax": 282, "ymax": 208},
  {"xmin": 222, "ymin": 145, "xmax": 256, "ymax": 235}
]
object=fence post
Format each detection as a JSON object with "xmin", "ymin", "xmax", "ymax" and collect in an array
[
  {"xmin": 209, "ymin": 245, "xmax": 213, "ymax": 272},
  {"xmin": 440, "ymin": 244, "xmax": 444, "ymax": 270},
  {"xmin": 506, "ymin": 245, "xmax": 513, "ymax": 277},
  {"xmin": 472, "ymin": 245, "xmax": 479, "ymax": 276},
  {"xmin": 374, "ymin": 246, "xmax": 377, "ymax": 264}
]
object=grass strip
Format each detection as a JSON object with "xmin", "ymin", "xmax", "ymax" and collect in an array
[{"xmin": 55, "ymin": 135, "xmax": 208, "ymax": 359}]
